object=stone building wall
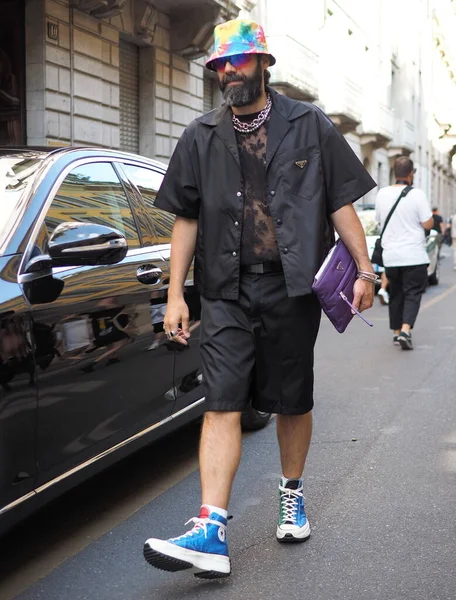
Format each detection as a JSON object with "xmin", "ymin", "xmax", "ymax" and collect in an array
[{"xmin": 25, "ymin": 0, "xmax": 205, "ymax": 161}]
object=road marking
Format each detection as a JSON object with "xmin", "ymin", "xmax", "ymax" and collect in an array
[
  {"xmin": 421, "ymin": 283, "xmax": 456, "ymax": 311},
  {"xmin": 440, "ymin": 449, "xmax": 456, "ymax": 473},
  {"xmin": 380, "ymin": 425, "xmax": 402, "ymax": 435}
]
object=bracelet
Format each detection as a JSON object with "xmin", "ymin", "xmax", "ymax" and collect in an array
[
  {"xmin": 357, "ymin": 271, "xmax": 379, "ymax": 283},
  {"xmin": 358, "ymin": 270, "xmax": 378, "ymax": 279}
]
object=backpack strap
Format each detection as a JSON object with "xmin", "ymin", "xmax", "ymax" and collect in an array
[{"xmin": 379, "ymin": 185, "xmax": 412, "ymax": 240}]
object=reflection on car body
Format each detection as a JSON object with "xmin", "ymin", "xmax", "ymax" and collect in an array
[{"xmin": 0, "ymin": 147, "xmax": 270, "ymax": 536}]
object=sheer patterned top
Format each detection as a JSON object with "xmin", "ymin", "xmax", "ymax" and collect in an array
[{"xmin": 235, "ymin": 113, "xmax": 280, "ymax": 266}]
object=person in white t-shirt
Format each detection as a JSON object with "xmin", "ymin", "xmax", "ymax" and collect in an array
[{"xmin": 375, "ymin": 156, "xmax": 434, "ymax": 350}]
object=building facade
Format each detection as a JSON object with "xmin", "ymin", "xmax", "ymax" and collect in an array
[
  {"xmin": 245, "ymin": 0, "xmax": 456, "ymax": 215},
  {"xmin": 2, "ymin": 0, "xmax": 456, "ymax": 215},
  {"xmin": 1, "ymin": 0, "xmax": 244, "ymax": 162}
]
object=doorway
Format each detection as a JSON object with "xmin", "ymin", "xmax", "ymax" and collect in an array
[{"xmin": 0, "ymin": 0, "xmax": 25, "ymax": 145}]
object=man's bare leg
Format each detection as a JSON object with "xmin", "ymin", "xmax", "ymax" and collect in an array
[
  {"xmin": 144, "ymin": 410, "xmax": 239, "ymax": 576},
  {"xmin": 276, "ymin": 412, "xmax": 313, "ymax": 542},
  {"xmin": 200, "ymin": 411, "xmax": 243, "ymax": 510},
  {"xmin": 276, "ymin": 412, "xmax": 313, "ymax": 478}
]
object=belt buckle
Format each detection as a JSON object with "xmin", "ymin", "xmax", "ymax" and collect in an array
[{"xmin": 251, "ymin": 263, "xmax": 264, "ymax": 274}]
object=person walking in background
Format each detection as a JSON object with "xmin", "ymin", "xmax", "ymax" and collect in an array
[
  {"xmin": 431, "ymin": 207, "xmax": 445, "ymax": 235},
  {"xmin": 142, "ymin": 18, "xmax": 376, "ymax": 579},
  {"xmin": 377, "ymin": 271, "xmax": 389, "ymax": 305},
  {"xmin": 452, "ymin": 214, "xmax": 456, "ymax": 270},
  {"xmin": 375, "ymin": 156, "xmax": 434, "ymax": 350},
  {"xmin": 425, "ymin": 207, "xmax": 445, "ymax": 258},
  {"xmin": 443, "ymin": 218, "xmax": 452, "ymax": 246}
]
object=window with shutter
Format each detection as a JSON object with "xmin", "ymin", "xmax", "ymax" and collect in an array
[{"xmin": 119, "ymin": 40, "xmax": 139, "ymax": 154}]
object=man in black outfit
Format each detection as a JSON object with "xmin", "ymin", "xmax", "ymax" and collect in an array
[
  {"xmin": 431, "ymin": 207, "xmax": 445, "ymax": 235},
  {"xmin": 143, "ymin": 18, "xmax": 376, "ymax": 579}
]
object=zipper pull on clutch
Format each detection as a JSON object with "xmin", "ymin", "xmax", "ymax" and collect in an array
[{"xmin": 339, "ymin": 292, "xmax": 374, "ymax": 328}]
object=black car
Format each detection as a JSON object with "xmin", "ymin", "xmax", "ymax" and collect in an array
[{"xmin": 0, "ymin": 147, "xmax": 270, "ymax": 535}]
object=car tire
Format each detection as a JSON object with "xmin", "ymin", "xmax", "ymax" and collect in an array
[
  {"xmin": 428, "ymin": 264, "xmax": 439, "ymax": 286},
  {"xmin": 241, "ymin": 403, "xmax": 271, "ymax": 431}
]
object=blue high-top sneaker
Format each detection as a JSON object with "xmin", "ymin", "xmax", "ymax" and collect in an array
[
  {"xmin": 144, "ymin": 506, "xmax": 230, "ymax": 578},
  {"xmin": 276, "ymin": 478, "xmax": 311, "ymax": 543}
]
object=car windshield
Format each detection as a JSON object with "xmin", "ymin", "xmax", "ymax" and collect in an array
[
  {"xmin": 0, "ymin": 155, "xmax": 44, "ymax": 248},
  {"xmin": 357, "ymin": 209, "xmax": 380, "ymax": 236}
]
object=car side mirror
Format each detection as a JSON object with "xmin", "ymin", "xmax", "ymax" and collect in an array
[{"xmin": 48, "ymin": 222, "xmax": 128, "ymax": 267}]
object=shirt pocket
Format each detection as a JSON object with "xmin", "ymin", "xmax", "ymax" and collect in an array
[{"xmin": 277, "ymin": 146, "xmax": 320, "ymax": 201}]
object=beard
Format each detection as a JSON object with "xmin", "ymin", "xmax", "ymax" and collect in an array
[{"xmin": 219, "ymin": 60, "xmax": 263, "ymax": 107}]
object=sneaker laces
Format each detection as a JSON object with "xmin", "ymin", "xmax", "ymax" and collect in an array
[
  {"xmin": 170, "ymin": 517, "xmax": 226, "ymax": 541},
  {"xmin": 279, "ymin": 485, "xmax": 303, "ymax": 524}
]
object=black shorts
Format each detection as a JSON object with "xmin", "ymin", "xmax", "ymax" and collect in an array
[{"xmin": 200, "ymin": 272, "xmax": 321, "ymax": 415}]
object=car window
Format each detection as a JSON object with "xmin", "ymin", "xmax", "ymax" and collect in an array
[
  {"xmin": 45, "ymin": 162, "xmax": 140, "ymax": 249},
  {"xmin": 122, "ymin": 164, "xmax": 175, "ymax": 244},
  {"xmin": 0, "ymin": 155, "xmax": 44, "ymax": 253}
]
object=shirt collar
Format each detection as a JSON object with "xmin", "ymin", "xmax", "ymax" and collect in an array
[{"xmin": 196, "ymin": 87, "xmax": 312, "ymax": 127}]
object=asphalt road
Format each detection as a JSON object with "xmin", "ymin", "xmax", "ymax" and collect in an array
[{"xmin": 1, "ymin": 249, "xmax": 456, "ymax": 600}]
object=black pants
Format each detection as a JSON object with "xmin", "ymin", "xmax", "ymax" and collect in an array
[
  {"xmin": 200, "ymin": 272, "xmax": 321, "ymax": 415},
  {"xmin": 385, "ymin": 265, "xmax": 428, "ymax": 330}
]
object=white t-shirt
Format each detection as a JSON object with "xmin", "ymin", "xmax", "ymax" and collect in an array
[{"xmin": 375, "ymin": 185, "xmax": 432, "ymax": 267}]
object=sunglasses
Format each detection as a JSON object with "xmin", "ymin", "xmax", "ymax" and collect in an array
[{"xmin": 213, "ymin": 54, "xmax": 254, "ymax": 72}]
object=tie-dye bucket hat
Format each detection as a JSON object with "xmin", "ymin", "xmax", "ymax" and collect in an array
[{"xmin": 206, "ymin": 19, "xmax": 276, "ymax": 71}]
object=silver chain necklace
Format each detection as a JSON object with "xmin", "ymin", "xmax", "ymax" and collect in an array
[{"xmin": 232, "ymin": 94, "xmax": 272, "ymax": 134}]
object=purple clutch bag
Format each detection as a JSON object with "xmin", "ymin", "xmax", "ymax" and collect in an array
[{"xmin": 312, "ymin": 239, "xmax": 373, "ymax": 333}]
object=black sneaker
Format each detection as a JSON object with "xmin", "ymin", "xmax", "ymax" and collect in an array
[
  {"xmin": 393, "ymin": 335, "xmax": 400, "ymax": 346},
  {"xmin": 398, "ymin": 331, "xmax": 413, "ymax": 350}
]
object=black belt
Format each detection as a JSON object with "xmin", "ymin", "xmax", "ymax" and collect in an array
[{"xmin": 241, "ymin": 261, "xmax": 283, "ymax": 274}]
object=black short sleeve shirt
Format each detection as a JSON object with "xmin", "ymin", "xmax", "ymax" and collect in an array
[{"xmin": 155, "ymin": 89, "xmax": 377, "ymax": 300}]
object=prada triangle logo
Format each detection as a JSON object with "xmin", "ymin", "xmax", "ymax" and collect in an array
[
  {"xmin": 336, "ymin": 261, "xmax": 344, "ymax": 271},
  {"xmin": 295, "ymin": 159, "xmax": 308, "ymax": 169}
]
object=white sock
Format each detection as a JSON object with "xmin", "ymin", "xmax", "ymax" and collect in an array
[{"xmin": 202, "ymin": 504, "xmax": 228, "ymax": 519}]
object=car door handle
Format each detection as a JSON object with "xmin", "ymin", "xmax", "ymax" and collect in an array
[{"xmin": 136, "ymin": 265, "xmax": 162, "ymax": 285}]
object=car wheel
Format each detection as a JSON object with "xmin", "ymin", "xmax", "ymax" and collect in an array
[
  {"xmin": 428, "ymin": 264, "xmax": 439, "ymax": 286},
  {"xmin": 241, "ymin": 402, "xmax": 271, "ymax": 431}
]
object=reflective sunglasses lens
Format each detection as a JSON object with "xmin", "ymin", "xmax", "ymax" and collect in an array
[
  {"xmin": 214, "ymin": 55, "xmax": 251, "ymax": 70},
  {"xmin": 213, "ymin": 58, "xmax": 226, "ymax": 71},
  {"xmin": 229, "ymin": 54, "xmax": 251, "ymax": 69}
]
